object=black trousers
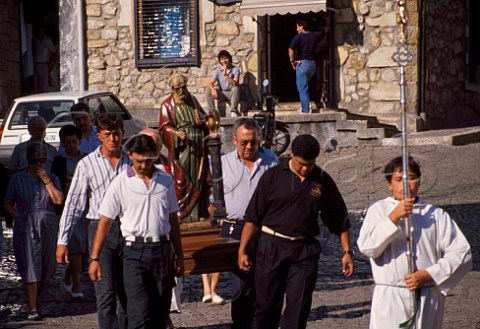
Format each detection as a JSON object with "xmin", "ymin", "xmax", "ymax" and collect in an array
[
  {"xmin": 230, "ymin": 267, "xmax": 255, "ymax": 329},
  {"xmin": 253, "ymin": 234, "xmax": 320, "ymax": 329},
  {"xmin": 123, "ymin": 240, "xmax": 175, "ymax": 329}
]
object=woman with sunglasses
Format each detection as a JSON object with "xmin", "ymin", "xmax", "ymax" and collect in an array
[{"xmin": 4, "ymin": 142, "xmax": 63, "ymax": 321}]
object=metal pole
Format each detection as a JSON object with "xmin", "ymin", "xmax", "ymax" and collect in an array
[
  {"xmin": 206, "ymin": 135, "xmax": 227, "ymax": 220},
  {"xmin": 393, "ymin": 1, "xmax": 416, "ymax": 326}
]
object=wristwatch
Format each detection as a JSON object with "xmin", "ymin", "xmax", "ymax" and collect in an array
[
  {"xmin": 343, "ymin": 250, "xmax": 354, "ymax": 255},
  {"xmin": 89, "ymin": 257, "xmax": 99, "ymax": 263}
]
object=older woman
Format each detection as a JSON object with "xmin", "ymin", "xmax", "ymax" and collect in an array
[{"xmin": 4, "ymin": 142, "xmax": 63, "ymax": 320}]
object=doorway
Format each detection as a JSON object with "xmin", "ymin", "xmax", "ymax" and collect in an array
[
  {"xmin": 266, "ymin": 12, "xmax": 331, "ymax": 106},
  {"xmin": 20, "ymin": 0, "xmax": 60, "ymax": 95}
]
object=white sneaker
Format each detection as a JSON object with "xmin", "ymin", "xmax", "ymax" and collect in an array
[
  {"xmin": 211, "ymin": 294, "xmax": 224, "ymax": 305},
  {"xmin": 202, "ymin": 294, "xmax": 212, "ymax": 303},
  {"xmin": 230, "ymin": 111, "xmax": 238, "ymax": 118}
]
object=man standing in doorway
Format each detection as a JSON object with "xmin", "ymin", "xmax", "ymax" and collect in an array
[
  {"xmin": 238, "ymin": 134, "xmax": 354, "ymax": 329},
  {"xmin": 205, "ymin": 50, "xmax": 241, "ymax": 117},
  {"xmin": 288, "ymin": 18, "xmax": 327, "ymax": 114},
  {"xmin": 33, "ymin": 26, "xmax": 57, "ymax": 93}
]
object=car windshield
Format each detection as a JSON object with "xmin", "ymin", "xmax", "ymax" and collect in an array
[
  {"xmin": 10, "ymin": 100, "xmax": 74, "ymax": 129},
  {"xmin": 85, "ymin": 95, "xmax": 130, "ymax": 120}
]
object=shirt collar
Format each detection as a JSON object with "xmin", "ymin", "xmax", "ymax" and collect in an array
[
  {"xmin": 234, "ymin": 150, "xmax": 263, "ymax": 165},
  {"xmin": 127, "ymin": 165, "xmax": 135, "ymax": 177}
]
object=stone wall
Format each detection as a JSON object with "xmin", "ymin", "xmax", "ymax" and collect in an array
[
  {"xmin": 83, "ymin": 0, "xmax": 257, "ymax": 117},
  {"xmin": 0, "ymin": 0, "xmax": 21, "ymax": 116},
  {"xmin": 425, "ymin": 0, "xmax": 480, "ymax": 129},
  {"xmin": 332, "ymin": 0, "xmax": 419, "ymax": 131}
]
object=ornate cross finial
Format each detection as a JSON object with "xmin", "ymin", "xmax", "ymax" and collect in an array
[{"xmin": 393, "ymin": 0, "xmax": 412, "ymax": 67}]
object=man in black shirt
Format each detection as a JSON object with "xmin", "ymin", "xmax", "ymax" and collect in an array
[
  {"xmin": 289, "ymin": 18, "xmax": 327, "ymax": 114},
  {"xmin": 238, "ymin": 134, "xmax": 354, "ymax": 329}
]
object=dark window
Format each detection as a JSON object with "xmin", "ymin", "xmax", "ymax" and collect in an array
[{"xmin": 134, "ymin": 0, "xmax": 199, "ymax": 68}]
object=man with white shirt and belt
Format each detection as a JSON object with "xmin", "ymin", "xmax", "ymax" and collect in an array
[
  {"xmin": 57, "ymin": 113, "xmax": 129, "ymax": 329},
  {"xmin": 89, "ymin": 134, "xmax": 184, "ymax": 329}
]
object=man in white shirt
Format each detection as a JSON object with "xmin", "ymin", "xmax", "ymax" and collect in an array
[{"xmin": 89, "ymin": 134, "xmax": 184, "ymax": 329}]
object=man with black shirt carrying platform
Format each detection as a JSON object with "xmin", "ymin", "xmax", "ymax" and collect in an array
[{"xmin": 238, "ymin": 134, "xmax": 355, "ymax": 329}]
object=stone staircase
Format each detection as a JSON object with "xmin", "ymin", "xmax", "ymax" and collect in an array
[
  {"xmin": 244, "ymin": 102, "xmax": 400, "ymax": 149},
  {"xmin": 132, "ymin": 102, "xmax": 400, "ymax": 152}
]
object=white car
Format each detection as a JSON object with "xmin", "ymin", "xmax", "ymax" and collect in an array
[{"xmin": 0, "ymin": 91, "xmax": 146, "ymax": 167}]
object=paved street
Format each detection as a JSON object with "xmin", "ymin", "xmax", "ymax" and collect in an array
[{"xmin": 1, "ymin": 143, "xmax": 479, "ymax": 328}]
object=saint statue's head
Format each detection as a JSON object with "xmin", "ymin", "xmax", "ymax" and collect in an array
[{"xmin": 169, "ymin": 73, "xmax": 190, "ymax": 104}]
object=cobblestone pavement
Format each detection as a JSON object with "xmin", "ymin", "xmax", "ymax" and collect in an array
[{"xmin": 1, "ymin": 144, "xmax": 479, "ymax": 328}]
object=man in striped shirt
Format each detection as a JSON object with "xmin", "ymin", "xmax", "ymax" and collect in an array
[{"xmin": 56, "ymin": 113, "xmax": 130, "ymax": 329}]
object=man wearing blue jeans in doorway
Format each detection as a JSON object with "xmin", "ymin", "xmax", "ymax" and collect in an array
[{"xmin": 288, "ymin": 18, "xmax": 327, "ymax": 113}]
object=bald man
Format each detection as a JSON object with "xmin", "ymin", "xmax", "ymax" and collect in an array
[{"xmin": 8, "ymin": 116, "xmax": 57, "ymax": 174}]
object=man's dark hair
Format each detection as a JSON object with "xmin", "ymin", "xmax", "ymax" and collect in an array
[
  {"xmin": 59, "ymin": 124, "xmax": 82, "ymax": 142},
  {"xmin": 233, "ymin": 118, "xmax": 261, "ymax": 136},
  {"xmin": 126, "ymin": 134, "xmax": 157, "ymax": 154},
  {"xmin": 70, "ymin": 102, "xmax": 91, "ymax": 114},
  {"xmin": 291, "ymin": 134, "xmax": 320, "ymax": 160},
  {"xmin": 217, "ymin": 50, "xmax": 232, "ymax": 61},
  {"xmin": 26, "ymin": 142, "xmax": 48, "ymax": 161},
  {"xmin": 384, "ymin": 156, "xmax": 421, "ymax": 182},
  {"xmin": 296, "ymin": 19, "xmax": 311, "ymax": 31},
  {"xmin": 95, "ymin": 112, "xmax": 124, "ymax": 132}
]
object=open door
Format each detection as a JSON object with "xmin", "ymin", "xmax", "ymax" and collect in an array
[{"xmin": 263, "ymin": 12, "xmax": 331, "ymax": 106}]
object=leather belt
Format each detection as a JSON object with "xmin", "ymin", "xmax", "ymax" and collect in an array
[
  {"xmin": 223, "ymin": 219, "xmax": 245, "ymax": 225},
  {"xmin": 261, "ymin": 226, "xmax": 306, "ymax": 241},
  {"xmin": 125, "ymin": 235, "xmax": 169, "ymax": 245}
]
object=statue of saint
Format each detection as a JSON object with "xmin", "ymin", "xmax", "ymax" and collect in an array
[{"xmin": 158, "ymin": 73, "xmax": 211, "ymax": 223}]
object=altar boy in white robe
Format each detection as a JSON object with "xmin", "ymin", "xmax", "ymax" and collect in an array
[{"xmin": 357, "ymin": 156, "xmax": 472, "ymax": 329}]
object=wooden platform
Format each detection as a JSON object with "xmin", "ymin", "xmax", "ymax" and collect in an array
[{"xmin": 181, "ymin": 227, "xmax": 239, "ymax": 276}]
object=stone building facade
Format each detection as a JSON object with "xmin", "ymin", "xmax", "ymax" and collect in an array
[{"xmin": 70, "ymin": 0, "xmax": 479, "ymax": 131}]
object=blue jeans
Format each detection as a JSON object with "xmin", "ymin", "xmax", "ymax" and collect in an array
[
  {"xmin": 296, "ymin": 60, "xmax": 317, "ymax": 113},
  {"xmin": 88, "ymin": 220, "xmax": 128, "ymax": 329}
]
